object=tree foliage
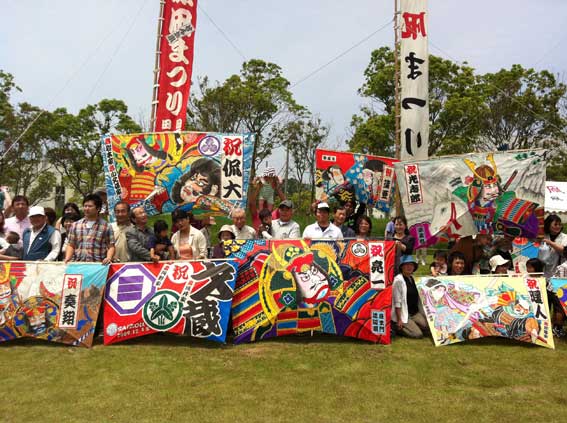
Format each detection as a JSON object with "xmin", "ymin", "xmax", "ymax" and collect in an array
[
  {"xmin": 349, "ymin": 47, "xmax": 567, "ymax": 161},
  {"xmin": 47, "ymin": 99, "xmax": 141, "ymax": 197},
  {"xmin": 275, "ymin": 115, "xmax": 329, "ymax": 202},
  {"xmin": 188, "ymin": 59, "xmax": 304, "ymax": 179}
]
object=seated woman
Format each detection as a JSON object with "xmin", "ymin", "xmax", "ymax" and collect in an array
[
  {"xmin": 447, "ymin": 251, "xmax": 467, "ymax": 276},
  {"xmin": 391, "ymin": 255, "xmax": 429, "ymax": 339}
]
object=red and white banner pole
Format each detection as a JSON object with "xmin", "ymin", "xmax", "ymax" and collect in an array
[{"xmin": 151, "ymin": 0, "xmax": 198, "ymax": 132}]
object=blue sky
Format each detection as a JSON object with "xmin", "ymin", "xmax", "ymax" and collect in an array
[{"xmin": 2, "ymin": 1, "xmax": 566, "ymax": 170}]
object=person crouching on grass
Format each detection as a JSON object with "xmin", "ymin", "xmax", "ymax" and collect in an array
[{"xmin": 391, "ymin": 255, "xmax": 429, "ymax": 339}]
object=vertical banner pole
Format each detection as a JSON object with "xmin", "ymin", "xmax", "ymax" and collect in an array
[{"xmin": 150, "ymin": 0, "xmax": 166, "ymax": 132}]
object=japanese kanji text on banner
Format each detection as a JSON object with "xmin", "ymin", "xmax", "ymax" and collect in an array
[
  {"xmin": 153, "ymin": 0, "xmax": 198, "ymax": 132},
  {"xmin": 400, "ymin": 0, "xmax": 429, "ymax": 160},
  {"xmin": 224, "ymin": 239, "xmax": 396, "ymax": 345},
  {"xmin": 102, "ymin": 131, "xmax": 254, "ymax": 219},
  {"xmin": 0, "ymin": 262, "xmax": 109, "ymax": 347}
]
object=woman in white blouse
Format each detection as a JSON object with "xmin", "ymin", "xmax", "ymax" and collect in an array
[{"xmin": 170, "ymin": 209, "xmax": 207, "ymax": 260}]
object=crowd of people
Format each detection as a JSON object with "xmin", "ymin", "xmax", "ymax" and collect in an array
[
  {"xmin": 1, "ymin": 178, "xmax": 567, "ymax": 340},
  {"xmin": 390, "ymin": 213, "xmax": 567, "ymax": 340}
]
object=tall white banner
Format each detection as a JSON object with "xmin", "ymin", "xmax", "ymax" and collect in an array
[{"xmin": 400, "ymin": 0, "xmax": 429, "ymax": 161}]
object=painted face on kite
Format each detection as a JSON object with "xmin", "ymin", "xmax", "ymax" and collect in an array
[
  {"xmin": 330, "ymin": 167, "xmax": 344, "ymax": 185},
  {"xmin": 362, "ymin": 169, "xmax": 374, "ymax": 185},
  {"xmin": 481, "ymin": 182, "xmax": 499, "ymax": 203},
  {"xmin": 431, "ymin": 285, "xmax": 446, "ymax": 302},
  {"xmin": 294, "ymin": 264, "xmax": 330, "ymax": 306},
  {"xmin": 180, "ymin": 172, "xmax": 211, "ymax": 203},
  {"xmin": 513, "ymin": 300, "xmax": 530, "ymax": 317},
  {"xmin": 25, "ymin": 306, "xmax": 47, "ymax": 335},
  {"xmin": 130, "ymin": 142, "xmax": 156, "ymax": 167}
]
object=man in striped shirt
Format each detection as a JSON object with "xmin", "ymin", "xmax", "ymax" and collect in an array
[{"xmin": 64, "ymin": 194, "xmax": 115, "ymax": 264}]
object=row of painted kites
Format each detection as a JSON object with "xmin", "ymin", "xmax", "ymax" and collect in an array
[
  {"xmin": 1, "ymin": 239, "xmax": 565, "ymax": 349},
  {"xmin": 102, "ymin": 130, "xmax": 547, "ymax": 248}
]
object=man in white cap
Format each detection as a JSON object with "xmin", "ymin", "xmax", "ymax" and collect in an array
[
  {"xmin": 302, "ymin": 202, "xmax": 343, "ymax": 239},
  {"xmin": 21, "ymin": 206, "xmax": 61, "ymax": 261}
]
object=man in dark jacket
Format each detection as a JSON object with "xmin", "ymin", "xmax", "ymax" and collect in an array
[
  {"xmin": 22, "ymin": 206, "xmax": 61, "ymax": 261},
  {"xmin": 125, "ymin": 207, "xmax": 155, "ymax": 262}
]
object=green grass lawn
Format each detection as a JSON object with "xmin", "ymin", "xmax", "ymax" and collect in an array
[{"xmin": 2, "ymin": 334, "xmax": 566, "ymax": 422}]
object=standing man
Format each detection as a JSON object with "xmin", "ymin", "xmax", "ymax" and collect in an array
[
  {"xmin": 271, "ymin": 200, "xmax": 301, "ymax": 239},
  {"xmin": 4, "ymin": 195, "xmax": 30, "ymax": 242},
  {"xmin": 200, "ymin": 216, "xmax": 216, "ymax": 257},
  {"xmin": 22, "ymin": 206, "xmax": 61, "ymax": 261},
  {"xmin": 231, "ymin": 208, "xmax": 257, "ymax": 240},
  {"xmin": 303, "ymin": 202, "xmax": 343, "ymax": 240},
  {"xmin": 64, "ymin": 194, "xmax": 115, "ymax": 264},
  {"xmin": 125, "ymin": 207, "xmax": 155, "ymax": 262},
  {"xmin": 333, "ymin": 206, "xmax": 356, "ymax": 238},
  {"xmin": 111, "ymin": 201, "xmax": 132, "ymax": 262}
]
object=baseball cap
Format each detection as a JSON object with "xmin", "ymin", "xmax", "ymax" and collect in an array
[
  {"xmin": 489, "ymin": 255, "xmax": 510, "ymax": 271},
  {"xmin": 279, "ymin": 199, "xmax": 294, "ymax": 209},
  {"xmin": 29, "ymin": 206, "xmax": 45, "ymax": 217},
  {"xmin": 317, "ymin": 202, "xmax": 330, "ymax": 211}
]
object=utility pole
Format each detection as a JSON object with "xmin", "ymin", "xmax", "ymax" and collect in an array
[
  {"xmin": 150, "ymin": 0, "xmax": 166, "ymax": 132},
  {"xmin": 284, "ymin": 144, "xmax": 289, "ymax": 196},
  {"xmin": 393, "ymin": 0, "xmax": 402, "ymax": 216}
]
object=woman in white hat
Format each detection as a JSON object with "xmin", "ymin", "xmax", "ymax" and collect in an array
[
  {"xmin": 489, "ymin": 254, "xmax": 511, "ymax": 275},
  {"xmin": 212, "ymin": 225, "xmax": 236, "ymax": 258}
]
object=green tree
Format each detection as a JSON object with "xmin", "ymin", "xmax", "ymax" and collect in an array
[
  {"xmin": 188, "ymin": 59, "xmax": 304, "ymax": 179},
  {"xmin": 47, "ymin": 99, "xmax": 141, "ymax": 196},
  {"xmin": 475, "ymin": 65, "xmax": 566, "ymax": 153},
  {"xmin": 1, "ymin": 102, "xmax": 57, "ymax": 204},
  {"xmin": 0, "ymin": 70, "xmax": 20, "ymax": 140},
  {"xmin": 349, "ymin": 46, "xmax": 484, "ymax": 156},
  {"xmin": 0, "ymin": 72, "xmax": 58, "ymax": 204},
  {"xmin": 276, "ymin": 115, "xmax": 329, "ymax": 202}
]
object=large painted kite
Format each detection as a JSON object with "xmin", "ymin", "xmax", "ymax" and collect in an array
[
  {"xmin": 418, "ymin": 275, "xmax": 554, "ymax": 349},
  {"xmin": 394, "ymin": 150, "xmax": 546, "ymax": 248},
  {"xmin": 224, "ymin": 239, "xmax": 395, "ymax": 344},
  {"xmin": 315, "ymin": 149, "xmax": 397, "ymax": 212},
  {"xmin": 102, "ymin": 131, "xmax": 254, "ymax": 220},
  {"xmin": 103, "ymin": 260, "xmax": 238, "ymax": 345},
  {"xmin": 0, "ymin": 262, "xmax": 108, "ymax": 347}
]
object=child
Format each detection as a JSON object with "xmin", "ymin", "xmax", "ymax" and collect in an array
[
  {"xmin": 526, "ymin": 258, "xmax": 544, "ymax": 275},
  {"xmin": 258, "ymin": 168, "xmax": 277, "ymax": 211},
  {"xmin": 258, "ymin": 208, "xmax": 273, "ymax": 239},
  {"xmin": 149, "ymin": 220, "xmax": 175, "ymax": 261},
  {"xmin": 0, "ymin": 232, "xmax": 22, "ymax": 260},
  {"xmin": 430, "ymin": 251, "xmax": 448, "ymax": 277}
]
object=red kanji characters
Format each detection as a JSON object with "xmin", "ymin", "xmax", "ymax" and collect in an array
[{"xmin": 401, "ymin": 12, "xmax": 427, "ymax": 40}]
